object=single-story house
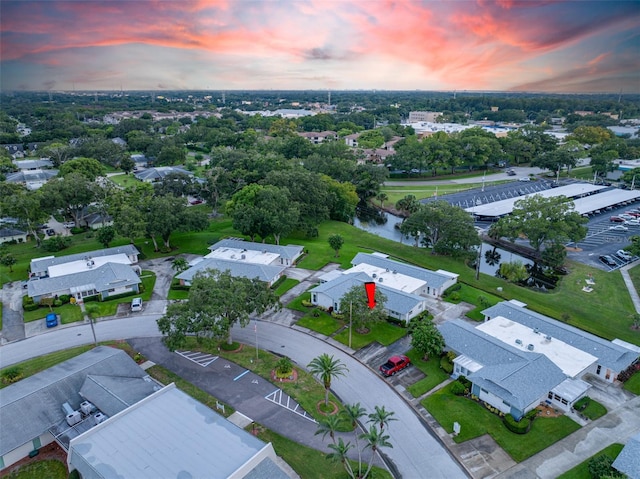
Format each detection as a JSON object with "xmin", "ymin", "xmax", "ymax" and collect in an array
[
  {"xmin": 68, "ymin": 383, "xmax": 289, "ymax": 479},
  {"xmin": 439, "ymin": 319, "xmax": 585, "ymax": 420},
  {"xmin": 2, "ymin": 143, "xmax": 24, "ymax": 158},
  {"xmin": 482, "ymin": 300, "xmax": 639, "ymax": 383},
  {"xmin": 344, "ymin": 133, "xmax": 360, "ymax": 147},
  {"xmin": 0, "ymin": 347, "xmax": 158, "ymax": 470},
  {"xmin": 5, "ymin": 169, "xmax": 58, "ymax": 190},
  {"xmin": 350, "ymin": 252, "xmax": 458, "ymax": 298},
  {"xmin": 298, "ymin": 131, "xmax": 337, "ymax": 144},
  {"xmin": 81, "ymin": 212, "xmax": 113, "ymax": 230},
  {"xmin": 0, "ymin": 228, "xmax": 27, "ymax": 244},
  {"xmin": 13, "ymin": 159, "xmax": 53, "ymax": 170},
  {"xmin": 309, "ymin": 272, "xmax": 428, "ymax": 323},
  {"xmin": 208, "ymin": 239, "xmax": 304, "ymax": 267},
  {"xmin": 27, "ymin": 262, "xmax": 142, "ymax": 303},
  {"xmin": 177, "ymin": 257, "xmax": 286, "ymax": 287},
  {"xmin": 134, "ymin": 166, "xmax": 193, "ymax": 182},
  {"xmin": 30, "ymin": 245, "xmax": 140, "ymax": 279},
  {"xmin": 612, "ymin": 432, "xmax": 640, "ymax": 479}
]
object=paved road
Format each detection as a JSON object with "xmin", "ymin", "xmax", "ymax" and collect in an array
[{"xmin": 0, "ymin": 315, "xmax": 467, "ymax": 479}]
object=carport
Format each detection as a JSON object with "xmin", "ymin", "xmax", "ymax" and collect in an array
[{"xmin": 572, "ymin": 189, "xmax": 640, "ymax": 215}]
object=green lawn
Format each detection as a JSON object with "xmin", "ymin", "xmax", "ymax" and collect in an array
[
  {"xmin": 573, "ymin": 397, "xmax": 607, "ymax": 421},
  {"xmin": 405, "ymin": 348, "xmax": 450, "ymax": 397},
  {"xmin": 423, "ymin": 382, "xmax": 581, "ymax": 462},
  {"xmin": 2, "ymin": 459, "xmax": 67, "ymax": 479},
  {"xmin": 287, "ymin": 291, "xmax": 312, "ymax": 313},
  {"xmin": 623, "ymin": 370, "xmax": 640, "ymax": 395},
  {"xmin": 557, "ymin": 443, "xmax": 624, "ymax": 479},
  {"xmin": 81, "ymin": 271, "xmax": 157, "ymax": 318},
  {"xmin": 297, "ymin": 311, "xmax": 344, "ymax": 336},
  {"xmin": 273, "ymin": 277, "xmax": 299, "ymax": 297},
  {"xmin": 258, "ymin": 428, "xmax": 393, "ymax": 479},
  {"xmin": 23, "ymin": 302, "xmax": 84, "ymax": 324},
  {"xmin": 444, "ymin": 283, "xmax": 504, "ymax": 321},
  {"xmin": 332, "ymin": 321, "xmax": 408, "ymax": 349}
]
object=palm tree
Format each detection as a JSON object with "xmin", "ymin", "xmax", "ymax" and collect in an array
[
  {"xmin": 307, "ymin": 353, "xmax": 349, "ymax": 407},
  {"xmin": 360, "ymin": 425, "xmax": 393, "ymax": 479},
  {"xmin": 367, "ymin": 405, "xmax": 397, "ymax": 432},
  {"xmin": 326, "ymin": 438, "xmax": 355, "ymax": 479},
  {"xmin": 375, "ymin": 192, "xmax": 388, "ymax": 208},
  {"xmin": 342, "ymin": 403, "xmax": 366, "ymax": 477},
  {"xmin": 171, "ymin": 257, "xmax": 189, "ymax": 274},
  {"xmin": 315, "ymin": 414, "xmax": 342, "ymax": 444}
]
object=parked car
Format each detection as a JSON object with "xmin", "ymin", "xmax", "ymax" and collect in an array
[
  {"xmin": 609, "ymin": 225, "xmax": 629, "ymax": 231},
  {"xmin": 63, "ymin": 221, "xmax": 75, "ymax": 228},
  {"xmin": 618, "ymin": 214, "xmax": 634, "ymax": 220},
  {"xmin": 379, "ymin": 355, "xmax": 411, "ymax": 376},
  {"xmin": 131, "ymin": 297, "xmax": 143, "ymax": 312},
  {"xmin": 45, "ymin": 313, "xmax": 59, "ymax": 328},
  {"xmin": 610, "ymin": 216, "xmax": 625, "ymax": 222},
  {"xmin": 506, "ymin": 169, "xmax": 516, "ymax": 176},
  {"xmin": 45, "ymin": 228, "xmax": 55, "ymax": 236},
  {"xmin": 518, "ymin": 177, "xmax": 531, "ymax": 182},
  {"xmin": 616, "ymin": 250, "xmax": 633, "ymax": 261},
  {"xmin": 627, "ymin": 219, "xmax": 640, "ymax": 226},
  {"xmin": 599, "ymin": 255, "xmax": 617, "ymax": 267}
]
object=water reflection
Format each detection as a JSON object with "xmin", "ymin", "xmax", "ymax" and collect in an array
[{"xmin": 478, "ymin": 243, "xmax": 533, "ymax": 276}]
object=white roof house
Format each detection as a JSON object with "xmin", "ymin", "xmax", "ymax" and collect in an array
[
  {"xmin": 68, "ymin": 384, "xmax": 289, "ymax": 479},
  {"xmin": 30, "ymin": 245, "xmax": 140, "ymax": 278}
]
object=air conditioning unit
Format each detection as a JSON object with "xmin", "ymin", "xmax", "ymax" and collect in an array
[
  {"xmin": 80, "ymin": 401, "xmax": 95, "ymax": 415},
  {"xmin": 94, "ymin": 412, "xmax": 108, "ymax": 425},
  {"xmin": 66, "ymin": 411, "xmax": 82, "ymax": 427},
  {"xmin": 527, "ymin": 344, "xmax": 534, "ymax": 351}
]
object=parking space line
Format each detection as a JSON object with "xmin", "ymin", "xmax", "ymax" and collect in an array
[
  {"xmin": 175, "ymin": 350, "xmax": 219, "ymax": 367},
  {"xmin": 233, "ymin": 370, "xmax": 250, "ymax": 381},
  {"xmin": 265, "ymin": 389, "xmax": 317, "ymax": 423}
]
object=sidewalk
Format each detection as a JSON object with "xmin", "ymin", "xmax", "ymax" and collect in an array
[{"xmin": 620, "ymin": 260, "xmax": 640, "ymax": 314}]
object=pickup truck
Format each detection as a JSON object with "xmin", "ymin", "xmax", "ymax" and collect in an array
[{"xmin": 379, "ymin": 355, "xmax": 411, "ymax": 376}]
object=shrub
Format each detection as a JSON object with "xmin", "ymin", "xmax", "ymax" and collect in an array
[
  {"xmin": 588, "ymin": 454, "xmax": 615, "ymax": 479},
  {"xmin": 301, "ymin": 300, "xmax": 313, "ymax": 307},
  {"xmin": 450, "ymin": 381, "xmax": 466, "ymax": 396},
  {"xmin": 70, "ymin": 226, "xmax": 85, "ymax": 235},
  {"xmin": 444, "ymin": 283, "xmax": 462, "ymax": 295},
  {"xmin": 574, "ymin": 396, "xmax": 590, "ymax": 411},
  {"xmin": 275, "ymin": 356, "xmax": 293, "ymax": 378},
  {"xmin": 448, "ymin": 292, "xmax": 460, "ymax": 302},
  {"xmin": 503, "ymin": 414, "xmax": 530, "ymax": 434},
  {"xmin": 1, "ymin": 366, "xmax": 23, "ymax": 384},
  {"xmin": 53, "ymin": 299, "xmax": 62, "ymax": 307},
  {"xmin": 525, "ymin": 409, "xmax": 539, "ymax": 421},
  {"xmin": 42, "ymin": 236, "xmax": 71, "ymax": 252},
  {"xmin": 331, "ymin": 312, "xmax": 344, "ymax": 320},
  {"xmin": 312, "ymin": 308, "xmax": 321, "ymax": 317},
  {"xmin": 446, "ymin": 351, "xmax": 457, "ymax": 362},
  {"xmin": 58, "ymin": 294, "xmax": 71, "ymax": 304},
  {"xmin": 440, "ymin": 356, "xmax": 453, "ymax": 374},
  {"xmin": 220, "ymin": 342, "xmax": 240, "ymax": 351},
  {"xmin": 270, "ymin": 275, "xmax": 286, "ymax": 290},
  {"xmin": 458, "ymin": 375, "xmax": 471, "ymax": 389}
]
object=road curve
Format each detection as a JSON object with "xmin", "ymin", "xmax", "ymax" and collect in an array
[{"xmin": 0, "ymin": 316, "xmax": 466, "ymax": 479}]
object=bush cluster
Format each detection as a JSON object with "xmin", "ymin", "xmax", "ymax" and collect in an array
[
  {"xmin": 450, "ymin": 381, "xmax": 467, "ymax": 396},
  {"xmin": 440, "ymin": 355, "xmax": 453, "ymax": 374},
  {"xmin": 1, "ymin": 366, "xmax": 23, "ymax": 384},
  {"xmin": 42, "ymin": 236, "xmax": 71, "ymax": 252},
  {"xmin": 22, "ymin": 295, "xmax": 39, "ymax": 311},
  {"xmin": 503, "ymin": 414, "xmax": 531, "ymax": 434}
]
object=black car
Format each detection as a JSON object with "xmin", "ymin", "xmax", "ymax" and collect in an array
[{"xmin": 599, "ymin": 255, "xmax": 617, "ymax": 267}]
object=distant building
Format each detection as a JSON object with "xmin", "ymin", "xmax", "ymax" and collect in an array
[
  {"xmin": 297, "ymin": 131, "xmax": 337, "ymax": 144},
  {"xmin": 134, "ymin": 166, "xmax": 193, "ymax": 182},
  {"xmin": 408, "ymin": 111, "xmax": 443, "ymax": 123},
  {"xmin": 344, "ymin": 133, "xmax": 360, "ymax": 147},
  {"xmin": 0, "ymin": 228, "xmax": 27, "ymax": 244}
]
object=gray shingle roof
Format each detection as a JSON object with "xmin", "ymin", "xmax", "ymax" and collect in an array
[
  {"xmin": 310, "ymin": 272, "xmax": 425, "ymax": 315},
  {"xmin": 30, "ymin": 245, "xmax": 139, "ymax": 275},
  {"xmin": 13, "ymin": 159, "xmax": 53, "ymax": 170},
  {"xmin": 208, "ymin": 238, "xmax": 304, "ymax": 261},
  {"xmin": 28, "ymin": 262, "xmax": 141, "ymax": 298},
  {"xmin": 351, "ymin": 252, "xmax": 457, "ymax": 289},
  {"xmin": 482, "ymin": 301, "xmax": 638, "ymax": 372},
  {"xmin": 177, "ymin": 258, "xmax": 286, "ymax": 284},
  {"xmin": 440, "ymin": 320, "xmax": 567, "ymax": 411},
  {"xmin": 0, "ymin": 347, "xmax": 148, "ymax": 456},
  {"xmin": 0, "ymin": 228, "xmax": 26, "ymax": 238},
  {"xmin": 613, "ymin": 432, "xmax": 640, "ymax": 479},
  {"xmin": 5, "ymin": 169, "xmax": 58, "ymax": 183},
  {"xmin": 134, "ymin": 166, "xmax": 192, "ymax": 182}
]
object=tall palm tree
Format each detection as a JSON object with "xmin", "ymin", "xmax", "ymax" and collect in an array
[
  {"xmin": 307, "ymin": 353, "xmax": 348, "ymax": 406},
  {"xmin": 342, "ymin": 403, "xmax": 366, "ymax": 477},
  {"xmin": 360, "ymin": 425, "xmax": 393, "ymax": 479},
  {"xmin": 326, "ymin": 438, "xmax": 355, "ymax": 479},
  {"xmin": 367, "ymin": 405, "xmax": 397, "ymax": 432}
]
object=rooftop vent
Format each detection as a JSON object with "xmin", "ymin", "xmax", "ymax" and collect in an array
[
  {"xmin": 545, "ymin": 335, "xmax": 552, "ymax": 341},
  {"xmin": 66, "ymin": 411, "xmax": 82, "ymax": 427},
  {"xmin": 379, "ymin": 277, "xmax": 383, "ymax": 282},
  {"xmin": 515, "ymin": 339, "xmax": 523, "ymax": 345},
  {"xmin": 386, "ymin": 268, "xmax": 390, "ymax": 272},
  {"xmin": 241, "ymin": 254, "xmax": 245, "ymax": 260},
  {"xmin": 94, "ymin": 412, "xmax": 108, "ymax": 425},
  {"xmin": 393, "ymin": 270, "xmax": 397, "ymax": 274},
  {"xmin": 527, "ymin": 344, "xmax": 534, "ymax": 351},
  {"xmin": 372, "ymin": 273, "xmax": 377, "ymax": 278},
  {"xmin": 533, "ymin": 328, "xmax": 540, "ymax": 334}
]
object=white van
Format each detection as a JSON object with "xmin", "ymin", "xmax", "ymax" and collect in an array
[{"xmin": 131, "ymin": 297, "xmax": 143, "ymax": 312}]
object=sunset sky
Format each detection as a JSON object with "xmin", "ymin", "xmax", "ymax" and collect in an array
[{"xmin": 1, "ymin": 0, "xmax": 639, "ymax": 93}]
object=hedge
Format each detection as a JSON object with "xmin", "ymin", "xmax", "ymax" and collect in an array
[{"xmin": 503, "ymin": 414, "xmax": 531, "ymax": 434}]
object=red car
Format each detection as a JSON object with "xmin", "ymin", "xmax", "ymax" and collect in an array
[
  {"xmin": 610, "ymin": 216, "xmax": 625, "ymax": 222},
  {"xmin": 379, "ymin": 355, "xmax": 411, "ymax": 376}
]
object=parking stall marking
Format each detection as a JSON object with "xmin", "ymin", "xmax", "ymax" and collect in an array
[
  {"xmin": 265, "ymin": 389, "xmax": 317, "ymax": 423},
  {"xmin": 175, "ymin": 350, "xmax": 219, "ymax": 367}
]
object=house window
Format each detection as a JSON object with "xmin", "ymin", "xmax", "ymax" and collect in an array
[
  {"xmin": 480, "ymin": 388, "xmax": 488, "ymax": 395},
  {"xmin": 605, "ymin": 370, "xmax": 611, "ymax": 380},
  {"xmin": 548, "ymin": 392, "xmax": 553, "ymax": 400},
  {"xmin": 554, "ymin": 394, "xmax": 561, "ymax": 401},
  {"xmin": 312, "ymin": 294, "xmax": 317, "ymax": 303},
  {"xmin": 108, "ymin": 288, "xmax": 115, "ymax": 293},
  {"xmin": 561, "ymin": 398, "xmax": 568, "ymax": 405},
  {"xmin": 596, "ymin": 365, "xmax": 602, "ymax": 375}
]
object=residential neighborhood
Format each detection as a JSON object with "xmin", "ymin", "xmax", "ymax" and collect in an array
[{"xmin": 1, "ymin": 88, "xmax": 639, "ymax": 479}]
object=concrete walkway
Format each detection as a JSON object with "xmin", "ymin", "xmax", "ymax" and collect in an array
[{"xmin": 620, "ymin": 260, "xmax": 640, "ymax": 314}]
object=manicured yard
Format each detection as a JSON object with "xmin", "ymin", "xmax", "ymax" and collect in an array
[
  {"xmin": 423, "ymin": 382, "xmax": 581, "ymax": 462},
  {"xmin": 557, "ymin": 443, "xmax": 623, "ymax": 479},
  {"xmin": 332, "ymin": 321, "xmax": 408, "ymax": 349},
  {"xmin": 405, "ymin": 348, "xmax": 450, "ymax": 397},
  {"xmin": 296, "ymin": 311, "xmax": 344, "ymax": 336},
  {"xmin": 258, "ymin": 428, "xmax": 393, "ymax": 479},
  {"xmin": 108, "ymin": 173, "xmax": 140, "ymax": 188},
  {"xmin": 23, "ymin": 302, "xmax": 84, "ymax": 324},
  {"xmin": 273, "ymin": 277, "xmax": 299, "ymax": 297},
  {"xmin": 443, "ymin": 283, "xmax": 504, "ymax": 321},
  {"xmin": 623, "ymin": 370, "xmax": 640, "ymax": 395},
  {"xmin": 573, "ymin": 396, "xmax": 607, "ymax": 420},
  {"xmin": 2, "ymin": 459, "xmax": 67, "ymax": 479}
]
